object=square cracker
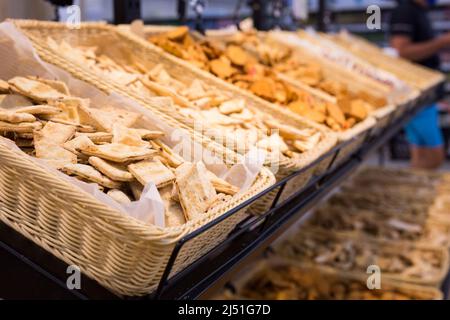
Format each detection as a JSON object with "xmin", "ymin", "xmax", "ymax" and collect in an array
[
  {"xmin": 35, "ymin": 121, "xmax": 76, "ymax": 145},
  {"xmin": 79, "ymin": 143, "xmax": 157, "ymax": 163},
  {"xmin": 34, "ymin": 121, "xmax": 77, "ymax": 168},
  {"xmin": 35, "ymin": 141, "xmax": 76, "ymax": 168},
  {"xmin": 175, "ymin": 162, "xmax": 217, "ymax": 221},
  {"xmin": 128, "ymin": 159, "xmax": 175, "ymax": 187}
]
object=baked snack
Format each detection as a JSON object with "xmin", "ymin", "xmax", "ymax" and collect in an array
[
  {"xmin": 47, "ymin": 36, "xmax": 324, "ymax": 158},
  {"xmin": 0, "ymin": 76, "xmax": 242, "ymax": 227},
  {"xmin": 149, "ymin": 28, "xmax": 364, "ymax": 131}
]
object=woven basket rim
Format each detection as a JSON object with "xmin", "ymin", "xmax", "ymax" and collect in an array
[{"xmin": 0, "ymin": 136, "xmax": 274, "ymax": 240}]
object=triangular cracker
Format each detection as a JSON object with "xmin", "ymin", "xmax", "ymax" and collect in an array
[
  {"xmin": 8, "ymin": 77, "xmax": 67, "ymax": 102},
  {"xmin": 112, "ymin": 124, "xmax": 148, "ymax": 147}
]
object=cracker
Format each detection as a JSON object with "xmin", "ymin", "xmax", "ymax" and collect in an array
[
  {"xmin": 88, "ymin": 156, "xmax": 134, "ymax": 182},
  {"xmin": 63, "ymin": 135, "xmax": 94, "ymax": 155},
  {"xmin": 34, "ymin": 121, "xmax": 77, "ymax": 166},
  {"xmin": 112, "ymin": 124, "xmax": 148, "ymax": 147},
  {"xmin": 27, "ymin": 76, "xmax": 70, "ymax": 95},
  {"xmin": 40, "ymin": 118, "xmax": 95, "ymax": 133},
  {"xmin": 219, "ymin": 99, "xmax": 245, "ymax": 115},
  {"xmin": 35, "ymin": 142, "xmax": 77, "ymax": 168},
  {"xmin": 263, "ymin": 118, "xmax": 316, "ymax": 140},
  {"xmin": 128, "ymin": 159, "xmax": 175, "ymax": 188},
  {"xmin": 159, "ymin": 185, "xmax": 186, "ymax": 227},
  {"xmin": 78, "ymin": 105, "xmax": 141, "ymax": 132},
  {"xmin": 141, "ymin": 77, "xmax": 191, "ymax": 107},
  {"xmin": 150, "ymin": 140, "xmax": 184, "ymax": 168},
  {"xmin": 61, "ymin": 163, "xmax": 122, "ymax": 189},
  {"xmin": 225, "ymin": 45, "xmax": 248, "ymax": 66},
  {"xmin": 180, "ymin": 79, "xmax": 206, "ymax": 100},
  {"xmin": 175, "ymin": 162, "xmax": 217, "ymax": 221},
  {"xmin": 74, "ymin": 132, "xmax": 113, "ymax": 143},
  {"xmin": 134, "ymin": 128, "xmax": 165, "ymax": 140},
  {"xmin": 36, "ymin": 121, "xmax": 76, "ymax": 144},
  {"xmin": 0, "ymin": 109, "xmax": 36, "ymax": 123},
  {"xmin": 14, "ymin": 105, "xmax": 62, "ymax": 116},
  {"xmin": 210, "ymin": 59, "xmax": 236, "ymax": 79},
  {"xmin": 77, "ymin": 103, "xmax": 110, "ymax": 132},
  {"xmin": 46, "ymin": 98, "xmax": 85, "ymax": 123},
  {"xmin": 107, "ymin": 189, "xmax": 131, "ymax": 204},
  {"xmin": 292, "ymin": 132, "xmax": 322, "ymax": 152},
  {"xmin": 8, "ymin": 77, "xmax": 67, "ymax": 102},
  {"xmin": 79, "ymin": 143, "xmax": 157, "ymax": 163},
  {"xmin": 206, "ymin": 170, "xmax": 239, "ymax": 195},
  {"xmin": 166, "ymin": 26, "xmax": 189, "ymax": 41},
  {"xmin": 0, "ymin": 120, "xmax": 42, "ymax": 133}
]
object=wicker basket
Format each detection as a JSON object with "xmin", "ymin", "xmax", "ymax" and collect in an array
[
  {"xmin": 229, "ymin": 259, "xmax": 443, "ymax": 300},
  {"xmin": 123, "ymin": 24, "xmax": 383, "ymax": 172},
  {"xmin": 125, "ymin": 24, "xmax": 377, "ymax": 168},
  {"xmin": 274, "ymin": 228, "xmax": 449, "ymax": 287},
  {"xmin": 0, "ymin": 24, "xmax": 277, "ymax": 297},
  {"xmin": 12, "ymin": 20, "xmax": 339, "ymax": 214},
  {"xmin": 209, "ymin": 30, "xmax": 394, "ymax": 138}
]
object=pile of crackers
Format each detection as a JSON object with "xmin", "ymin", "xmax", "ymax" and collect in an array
[
  {"xmin": 0, "ymin": 76, "xmax": 240, "ymax": 227},
  {"xmin": 149, "ymin": 27, "xmax": 363, "ymax": 131},
  {"xmin": 216, "ymin": 31, "xmax": 378, "ymax": 131},
  {"xmin": 46, "ymin": 37, "xmax": 324, "ymax": 159}
]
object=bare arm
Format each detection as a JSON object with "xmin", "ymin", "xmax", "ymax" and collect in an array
[{"xmin": 390, "ymin": 34, "xmax": 450, "ymax": 62}]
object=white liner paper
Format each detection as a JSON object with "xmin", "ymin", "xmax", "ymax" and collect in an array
[{"xmin": 0, "ymin": 22, "xmax": 265, "ymax": 227}]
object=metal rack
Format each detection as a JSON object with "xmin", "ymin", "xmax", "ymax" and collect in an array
[{"xmin": 0, "ymin": 88, "xmax": 444, "ymax": 300}]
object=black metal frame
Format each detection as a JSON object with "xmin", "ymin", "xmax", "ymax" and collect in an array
[{"xmin": 0, "ymin": 87, "xmax": 445, "ymax": 300}]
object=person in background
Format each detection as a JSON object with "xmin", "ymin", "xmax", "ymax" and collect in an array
[{"xmin": 389, "ymin": 0, "xmax": 450, "ymax": 169}]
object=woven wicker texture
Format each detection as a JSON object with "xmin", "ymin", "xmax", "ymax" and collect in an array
[
  {"xmin": 12, "ymin": 20, "xmax": 340, "ymax": 216},
  {"xmin": 2, "ymin": 21, "xmax": 277, "ymax": 296}
]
